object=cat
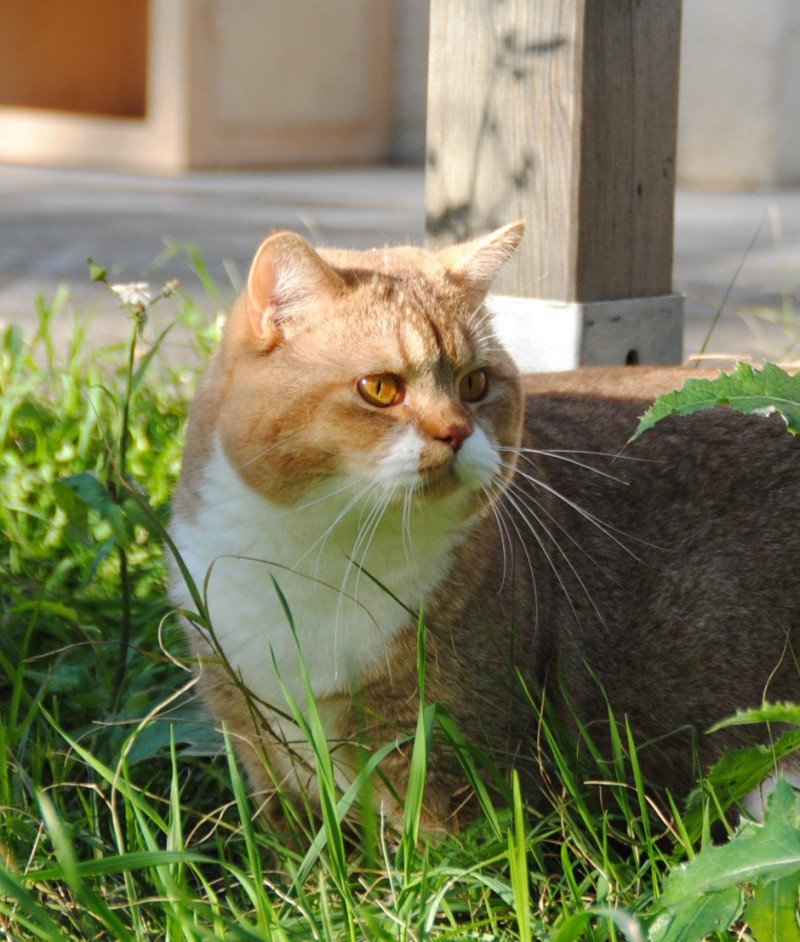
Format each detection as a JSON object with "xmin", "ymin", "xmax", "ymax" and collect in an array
[{"xmin": 169, "ymin": 221, "xmax": 800, "ymax": 831}]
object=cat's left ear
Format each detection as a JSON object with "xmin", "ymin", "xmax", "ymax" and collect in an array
[
  {"xmin": 438, "ymin": 221, "xmax": 525, "ymax": 295},
  {"xmin": 245, "ymin": 231, "xmax": 344, "ymax": 348}
]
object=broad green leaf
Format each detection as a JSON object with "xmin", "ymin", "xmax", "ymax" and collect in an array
[
  {"xmin": 744, "ymin": 873, "xmax": 800, "ymax": 942},
  {"xmin": 631, "ymin": 362, "xmax": 800, "ymax": 440},
  {"xmin": 763, "ymin": 778, "xmax": 800, "ymax": 827},
  {"xmin": 52, "ymin": 478, "xmax": 89, "ymax": 542},
  {"xmin": 125, "ymin": 705, "xmax": 225, "ymax": 765},
  {"xmin": 660, "ymin": 821, "xmax": 800, "ymax": 907},
  {"xmin": 648, "ymin": 886, "xmax": 742, "ymax": 942},
  {"xmin": 57, "ymin": 471, "xmax": 130, "ymax": 546}
]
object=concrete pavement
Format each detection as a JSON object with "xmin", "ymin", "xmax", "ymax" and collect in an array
[{"xmin": 1, "ymin": 163, "xmax": 798, "ymax": 365}]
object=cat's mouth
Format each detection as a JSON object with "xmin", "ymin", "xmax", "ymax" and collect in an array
[{"xmin": 371, "ymin": 426, "xmax": 501, "ymax": 502}]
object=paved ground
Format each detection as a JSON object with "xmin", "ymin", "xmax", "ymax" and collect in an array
[{"xmin": 2, "ymin": 163, "xmax": 799, "ymax": 365}]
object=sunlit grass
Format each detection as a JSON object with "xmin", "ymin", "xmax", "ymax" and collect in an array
[{"xmin": 1, "ymin": 273, "xmax": 798, "ymax": 940}]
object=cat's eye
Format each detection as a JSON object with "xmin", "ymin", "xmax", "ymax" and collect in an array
[
  {"xmin": 458, "ymin": 369, "xmax": 488, "ymax": 403},
  {"xmin": 357, "ymin": 373, "xmax": 405, "ymax": 408}
]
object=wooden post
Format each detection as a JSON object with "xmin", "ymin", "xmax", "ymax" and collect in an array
[{"xmin": 425, "ymin": 0, "xmax": 684, "ymax": 372}]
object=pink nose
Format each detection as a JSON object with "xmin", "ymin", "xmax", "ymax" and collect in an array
[{"xmin": 435, "ymin": 424, "xmax": 471, "ymax": 453}]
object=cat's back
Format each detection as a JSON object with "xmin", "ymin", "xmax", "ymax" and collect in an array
[
  {"xmin": 511, "ymin": 365, "xmax": 800, "ymax": 782},
  {"xmin": 518, "ymin": 365, "xmax": 799, "ymax": 572},
  {"xmin": 520, "ymin": 365, "xmax": 798, "ymax": 490}
]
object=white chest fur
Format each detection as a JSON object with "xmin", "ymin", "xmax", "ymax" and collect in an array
[{"xmin": 171, "ymin": 435, "xmax": 478, "ymax": 710}]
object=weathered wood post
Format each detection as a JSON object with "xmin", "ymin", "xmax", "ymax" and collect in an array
[{"xmin": 425, "ymin": 0, "xmax": 684, "ymax": 372}]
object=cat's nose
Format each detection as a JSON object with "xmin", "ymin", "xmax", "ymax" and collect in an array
[{"xmin": 435, "ymin": 423, "xmax": 471, "ymax": 453}]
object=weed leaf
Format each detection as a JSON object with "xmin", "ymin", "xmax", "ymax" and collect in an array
[
  {"xmin": 56, "ymin": 471, "xmax": 130, "ymax": 546},
  {"xmin": 87, "ymin": 258, "xmax": 108, "ymax": 282},
  {"xmin": 130, "ymin": 318, "xmax": 178, "ymax": 393},
  {"xmin": 653, "ymin": 782, "xmax": 800, "ymax": 940},
  {"xmin": 648, "ymin": 886, "xmax": 742, "ymax": 942},
  {"xmin": 744, "ymin": 872, "xmax": 800, "ymax": 942},
  {"xmin": 660, "ymin": 813, "xmax": 800, "ymax": 905},
  {"xmin": 683, "ymin": 729, "xmax": 800, "ymax": 839},
  {"xmin": 631, "ymin": 362, "xmax": 800, "ymax": 440},
  {"xmin": 52, "ymin": 479, "xmax": 90, "ymax": 542},
  {"xmin": 711, "ymin": 701, "xmax": 800, "ymax": 731}
]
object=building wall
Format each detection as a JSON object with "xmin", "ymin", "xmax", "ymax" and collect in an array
[{"xmin": 676, "ymin": 0, "xmax": 800, "ymax": 188}]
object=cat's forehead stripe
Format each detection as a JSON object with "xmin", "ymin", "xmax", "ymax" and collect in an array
[{"xmin": 392, "ymin": 304, "xmax": 476, "ymax": 373}]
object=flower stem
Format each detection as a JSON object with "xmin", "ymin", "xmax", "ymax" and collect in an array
[
  {"xmin": 110, "ymin": 309, "xmax": 142, "ymax": 713},
  {"xmin": 118, "ymin": 311, "xmax": 141, "ymax": 482}
]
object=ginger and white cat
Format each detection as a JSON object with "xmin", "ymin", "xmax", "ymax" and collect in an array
[{"xmin": 170, "ymin": 223, "xmax": 800, "ymax": 829}]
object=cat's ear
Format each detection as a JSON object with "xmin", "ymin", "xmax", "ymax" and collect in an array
[
  {"xmin": 245, "ymin": 232, "xmax": 344, "ymax": 347},
  {"xmin": 439, "ymin": 221, "xmax": 525, "ymax": 295}
]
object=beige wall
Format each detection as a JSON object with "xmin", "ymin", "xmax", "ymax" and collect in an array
[
  {"xmin": 678, "ymin": 0, "xmax": 800, "ymax": 188},
  {"xmin": 0, "ymin": 0, "xmax": 395, "ymax": 171},
  {"xmin": 391, "ymin": 0, "xmax": 429, "ymax": 161},
  {"xmin": 7, "ymin": 0, "xmax": 799, "ymax": 181}
]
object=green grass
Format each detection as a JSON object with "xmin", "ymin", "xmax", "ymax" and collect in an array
[{"xmin": 1, "ymin": 273, "xmax": 798, "ymax": 941}]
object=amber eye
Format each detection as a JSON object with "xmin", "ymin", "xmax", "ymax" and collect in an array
[
  {"xmin": 357, "ymin": 373, "xmax": 405, "ymax": 407},
  {"xmin": 458, "ymin": 369, "xmax": 488, "ymax": 403}
]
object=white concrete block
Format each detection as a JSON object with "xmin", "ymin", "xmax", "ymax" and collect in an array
[{"xmin": 488, "ymin": 294, "xmax": 684, "ymax": 373}]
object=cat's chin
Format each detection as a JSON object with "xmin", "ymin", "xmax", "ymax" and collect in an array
[
  {"xmin": 392, "ymin": 465, "xmax": 490, "ymax": 506},
  {"xmin": 415, "ymin": 469, "xmax": 463, "ymax": 500}
]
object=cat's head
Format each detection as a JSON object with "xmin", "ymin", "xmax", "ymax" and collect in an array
[{"xmin": 214, "ymin": 223, "xmax": 525, "ymax": 514}]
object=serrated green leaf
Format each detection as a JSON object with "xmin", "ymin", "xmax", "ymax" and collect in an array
[
  {"xmin": 711, "ymin": 702, "xmax": 800, "ymax": 731},
  {"xmin": 683, "ymin": 729, "xmax": 800, "ymax": 839},
  {"xmin": 659, "ymin": 796, "xmax": 800, "ymax": 910},
  {"xmin": 648, "ymin": 886, "xmax": 742, "ymax": 942},
  {"xmin": 631, "ymin": 362, "xmax": 800, "ymax": 440},
  {"xmin": 745, "ymin": 872, "xmax": 800, "ymax": 942}
]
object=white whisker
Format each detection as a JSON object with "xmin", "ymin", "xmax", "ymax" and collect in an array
[
  {"xmin": 482, "ymin": 483, "xmax": 511, "ymax": 591},
  {"xmin": 500, "ymin": 458, "xmax": 650, "ymax": 560},
  {"xmin": 489, "ymin": 481, "xmax": 538, "ymax": 599},
  {"xmin": 499, "ymin": 446, "xmax": 631, "ymax": 485},
  {"xmin": 509, "ymin": 445, "xmax": 659, "ymax": 465},
  {"xmin": 288, "ymin": 481, "xmax": 378, "ymax": 577},
  {"xmin": 503, "ymin": 477, "xmax": 617, "ymax": 584},
  {"xmin": 501, "ymin": 483, "xmax": 606, "ymax": 629}
]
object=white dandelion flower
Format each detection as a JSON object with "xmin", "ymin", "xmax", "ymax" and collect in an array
[{"xmin": 111, "ymin": 282, "xmax": 152, "ymax": 308}]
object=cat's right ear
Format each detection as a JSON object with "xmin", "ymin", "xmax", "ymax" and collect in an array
[
  {"xmin": 246, "ymin": 232, "xmax": 344, "ymax": 348},
  {"xmin": 438, "ymin": 220, "xmax": 526, "ymax": 296}
]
